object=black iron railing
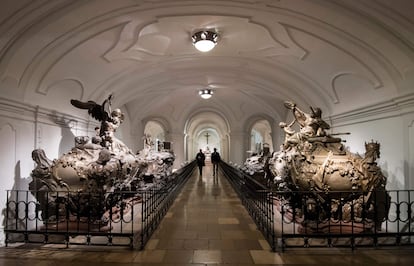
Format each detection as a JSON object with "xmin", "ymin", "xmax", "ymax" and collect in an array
[
  {"xmin": 220, "ymin": 162, "xmax": 275, "ymax": 250},
  {"xmin": 140, "ymin": 161, "xmax": 195, "ymax": 248},
  {"xmin": 220, "ymin": 162, "xmax": 414, "ymax": 252},
  {"xmin": 4, "ymin": 161, "xmax": 196, "ymax": 249}
]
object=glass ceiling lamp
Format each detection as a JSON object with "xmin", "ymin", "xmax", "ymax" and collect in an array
[
  {"xmin": 192, "ymin": 30, "xmax": 218, "ymax": 52},
  {"xmin": 199, "ymin": 89, "xmax": 213, "ymax": 99}
]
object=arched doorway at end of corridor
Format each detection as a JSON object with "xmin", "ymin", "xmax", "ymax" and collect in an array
[{"xmin": 184, "ymin": 111, "xmax": 230, "ymax": 163}]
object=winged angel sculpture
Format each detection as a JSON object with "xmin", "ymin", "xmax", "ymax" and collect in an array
[
  {"xmin": 242, "ymin": 101, "xmax": 390, "ymax": 233},
  {"xmin": 70, "ymin": 94, "xmax": 130, "ymax": 153},
  {"xmin": 28, "ymin": 95, "xmax": 175, "ymax": 231}
]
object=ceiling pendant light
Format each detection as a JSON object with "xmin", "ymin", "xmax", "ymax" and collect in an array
[
  {"xmin": 199, "ymin": 89, "xmax": 213, "ymax": 99},
  {"xmin": 192, "ymin": 30, "xmax": 218, "ymax": 52}
]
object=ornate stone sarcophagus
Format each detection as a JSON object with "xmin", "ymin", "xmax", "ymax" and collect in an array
[
  {"xmin": 245, "ymin": 101, "xmax": 390, "ymax": 233},
  {"xmin": 28, "ymin": 95, "xmax": 175, "ymax": 231}
]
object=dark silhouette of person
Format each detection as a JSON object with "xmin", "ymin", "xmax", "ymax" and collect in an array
[
  {"xmin": 196, "ymin": 149, "xmax": 205, "ymax": 176},
  {"xmin": 211, "ymin": 148, "xmax": 221, "ymax": 175}
]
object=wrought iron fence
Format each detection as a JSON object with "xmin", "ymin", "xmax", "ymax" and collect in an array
[
  {"xmin": 220, "ymin": 162, "xmax": 275, "ymax": 250},
  {"xmin": 4, "ymin": 161, "xmax": 196, "ymax": 249},
  {"xmin": 220, "ymin": 162, "xmax": 414, "ymax": 252}
]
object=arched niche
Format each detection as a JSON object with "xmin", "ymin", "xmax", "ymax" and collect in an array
[
  {"xmin": 195, "ymin": 128, "xmax": 220, "ymax": 162},
  {"xmin": 247, "ymin": 119, "xmax": 274, "ymax": 156},
  {"xmin": 143, "ymin": 119, "xmax": 168, "ymax": 151},
  {"xmin": 184, "ymin": 110, "xmax": 230, "ymax": 162}
]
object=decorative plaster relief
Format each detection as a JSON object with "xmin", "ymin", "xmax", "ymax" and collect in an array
[
  {"xmin": 43, "ymin": 78, "xmax": 85, "ymax": 98},
  {"xmin": 332, "ymin": 73, "xmax": 382, "ymax": 105},
  {"xmin": 105, "ymin": 15, "xmax": 305, "ymax": 62}
]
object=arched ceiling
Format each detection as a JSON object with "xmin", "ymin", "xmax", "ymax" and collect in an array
[{"xmin": 1, "ymin": 0, "xmax": 413, "ymax": 131}]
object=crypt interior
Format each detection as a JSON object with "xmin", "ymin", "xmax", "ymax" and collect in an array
[{"xmin": 0, "ymin": 0, "xmax": 414, "ymax": 265}]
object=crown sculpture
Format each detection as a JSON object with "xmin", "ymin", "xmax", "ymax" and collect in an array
[
  {"xmin": 28, "ymin": 95, "xmax": 175, "ymax": 231},
  {"xmin": 244, "ymin": 101, "xmax": 390, "ymax": 233}
]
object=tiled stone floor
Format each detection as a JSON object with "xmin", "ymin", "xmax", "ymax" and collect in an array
[{"xmin": 1, "ymin": 164, "xmax": 414, "ymax": 265}]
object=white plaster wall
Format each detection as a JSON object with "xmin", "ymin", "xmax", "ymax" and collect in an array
[
  {"xmin": 229, "ymin": 131, "xmax": 247, "ymax": 166},
  {"xmin": 331, "ymin": 92, "xmax": 414, "ymax": 189},
  {"xmin": 329, "ymin": 104, "xmax": 414, "ymax": 232},
  {"xmin": 114, "ymin": 108, "xmax": 139, "ymax": 153},
  {"xmin": 0, "ymin": 100, "xmax": 93, "ymax": 246},
  {"xmin": 333, "ymin": 114, "xmax": 412, "ymax": 190},
  {"xmin": 0, "ymin": 123, "xmax": 16, "ymax": 246},
  {"xmin": 0, "ymin": 118, "xmax": 35, "ymax": 246}
]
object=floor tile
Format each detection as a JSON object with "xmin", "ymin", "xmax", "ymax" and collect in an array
[
  {"xmin": 183, "ymin": 239, "xmax": 209, "ymax": 250},
  {"xmin": 145, "ymin": 239, "xmax": 159, "ymax": 250},
  {"xmin": 209, "ymin": 239, "xmax": 236, "ymax": 250},
  {"xmin": 163, "ymin": 250, "xmax": 194, "ymax": 263},
  {"xmin": 192, "ymin": 250, "xmax": 222, "ymax": 264},
  {"xmin": 234, "ymin": 239, "xmax": 263, "ymax": 250},
  {"xmin": 155, "ymin": 239, "xmax": 185, "ymax": 250},
  {"xmin": 222, "ymin": 250, "xmax": 254, "ymax": 264},
  {"xmin": 133, "ymin": 250, "xmax": 166, "ymax": 263},
  {"xmin": 250, "ymin": 250, "xmax": 284, "ymax": 264},
  {"xmin": 218, "ymin": 217, "xmax": 240, "ymax": 224}
]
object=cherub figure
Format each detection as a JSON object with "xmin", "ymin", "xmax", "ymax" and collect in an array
[
  {"xmin": 100, "ymin": 108, "xmax": 124, "ymax": 149},
  {"xmin": 71, "ymin": 94, "xmax": 127, "ymax": 152},
  {"xmin": 284, "ymin": 101, "xmax": 330, "ymax": 138},
  {"xmin": 279, "ymin": 120, "xmax": 301, "ymax": 149}
]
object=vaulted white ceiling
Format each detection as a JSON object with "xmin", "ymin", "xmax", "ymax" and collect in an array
[{"xmin": 1, "ymin": 0, "xmax": 413, "ymax": 134}]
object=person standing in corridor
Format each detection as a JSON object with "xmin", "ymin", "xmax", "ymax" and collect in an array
[
  {"xmin": 196, "ymin": 149, "xmax": 205, "ymax": 176},
  {"xmin": 211, "ymin": 148, "xmax": 221, "ymax": 176}
]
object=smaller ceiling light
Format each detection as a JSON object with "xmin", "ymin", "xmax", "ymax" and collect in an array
[
  {"xmin": 199, "ymin": 89, "xmax": 213, "ymax": 99},
  {"xmin": 192, "ymin": 30, "xmax": 218, "ymax": 52}
]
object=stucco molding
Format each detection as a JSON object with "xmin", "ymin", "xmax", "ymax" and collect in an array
[
  {"xmin": 329, "ymin": 92, "xmax": 414, "ymax": 127},
  {"xmin": 0, "ymin": 96, "xmax": 93, "ymax": 129}
]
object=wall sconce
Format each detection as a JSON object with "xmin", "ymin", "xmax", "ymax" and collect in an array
[
  {"xmin": 199, "ymin": 89, "xmax": 213, "ymax": 99},
  {"xmin": 192, "ymin": 30, "xmax": 218, "ymax": 52}
]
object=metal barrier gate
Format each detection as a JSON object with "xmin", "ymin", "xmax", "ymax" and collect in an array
[
  {"xmin": 220, "ymin": 162, "xmax": 414, "ymax": 252},
  {"xmin": 4, "ymin": 161, "xmax": 196, "ymax": 249}
]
